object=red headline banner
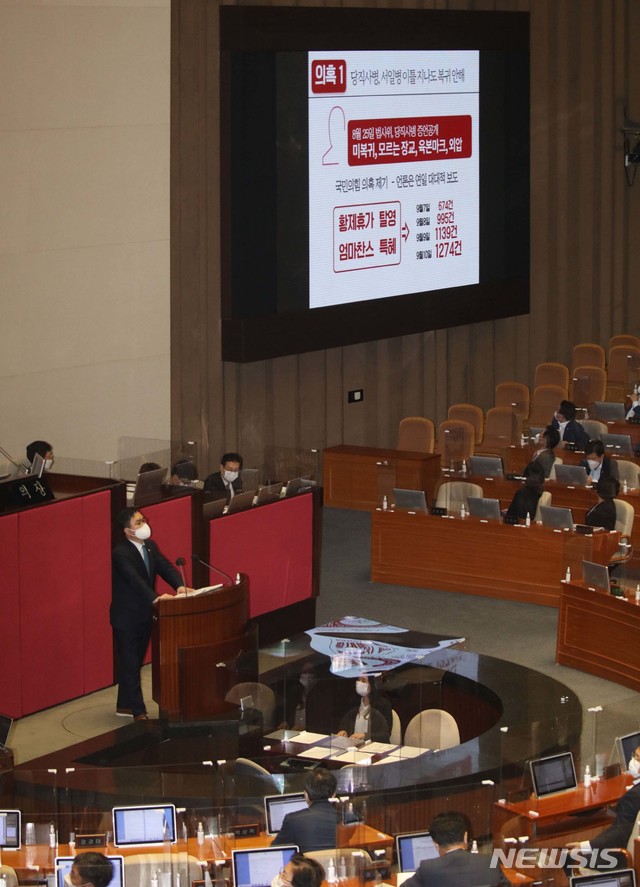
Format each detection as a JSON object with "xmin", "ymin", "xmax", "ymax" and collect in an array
[{"xmin": 348, "ymin": 115, "xmax": 472, "ymax": 166}]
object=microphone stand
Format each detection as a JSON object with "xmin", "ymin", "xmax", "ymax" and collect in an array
[{"xmin": 190, "ymin": 553, "xmax": 235, "ymax": 587}]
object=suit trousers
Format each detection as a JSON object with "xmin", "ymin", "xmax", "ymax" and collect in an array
[{"xmin": 113, "ymin": 621, "xmax": 152, "ymax": 715}]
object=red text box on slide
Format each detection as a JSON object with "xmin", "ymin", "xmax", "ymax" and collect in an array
[
  {"xmin": 333, "ymin": 201, "xmax": 401, "ymax": 273},
  {"xmin": 348, "ymin": 115, "xmax": 472, "ymax": 166}
]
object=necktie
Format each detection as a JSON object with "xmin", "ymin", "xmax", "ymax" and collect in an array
[{"xmin": 141, "ymin": 545, "xmax": 150, "ymax": 575}]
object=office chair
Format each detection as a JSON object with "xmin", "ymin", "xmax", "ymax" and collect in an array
[
  {"xmin": 438, "ymin": 420, "xmax": 475, "ymax": 467},
  {"xmin": 616, "ymin": 460, "xmax": 640, "ymax": 490},
  {"xmin": 528, "ymin": 384, "xmax": 567, "ymax": 427},
  {"xmin": 534, "ymin": 362, "xmax": 570, "ymax": 395},
  {"xmin": 390, "ymin": 709, "xmax": 402, "ymax": 745},
  {"xmin": 404, "ymin": 709, "xmax": 460, "ymax": 750},
  {"xmin": 571, "ymin": 366, "xmax": 607, "ymax": 410},
  {"xmin": 0, "ymin": 866, "xmax": 18, "ymax": 887},
  {"xmin": 123, "ymin": 855, "xmax": 203, "ymax": 887},
  {"xmin": 447, "ymin": 404, "xmax": 484, "ymax": 444},
  {"xmin": 480, "ymin": 407, "xmax": 522, "ymax": 450},
  {"xmin": 609, "ymin": 334, "xmax": 640, "ymax": 350},
  {"xmin": 435, "ymin": 481, "xmax": 483, "ymax": 514},
  {"xmin": 535, "ymin": 491, "xmax": 551, "ymax": 522},
  {"xmin": 548, "ymin": 456, "xmax": 563, "ymax": 480},
  {"xmin": 572, "ymin": 343, "xmax": 606, "ymax": 372},
  {"xmin": 397, "ymin": 417, "xmax": 435, "ymax": 454},
  {"xmin": 225, "ymin": 682, "xmax": 276, "ymax": 730},
  {"xmin": 495, "ymin": 381, "xmax": 530, "ymax": 421},
  {"xmin": 579, "ymin": 419, "xmax": 608, "ymax": 441},
  {"xmin": 614, "ymin": 500, "xmax": 635, "ymax": 536},
  {"xmin": 607, "ymin": 345, "xmax": 640, "ymax": 398}
]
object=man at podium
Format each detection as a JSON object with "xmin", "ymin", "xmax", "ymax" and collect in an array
[{"xmin": 110, "ymin": 507, "xmax": 193, "ymax": 720}]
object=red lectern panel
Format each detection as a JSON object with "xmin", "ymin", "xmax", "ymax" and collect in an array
[{"xmin": 0, "ymin": 514, "xmax": 22, "ymax": 716}]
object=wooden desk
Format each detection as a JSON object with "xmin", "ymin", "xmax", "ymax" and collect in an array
[
  {"xmin": 557, "ymin": 580, "xmax": 640, "ymax": 691},
  {"xmin": 323, "ymin": 446, "xmax": 441, "ymax": 511},
  {"xmin": 493, "ymin": 774, "xmax": 631, "ymax": 841},
  {"xmin": 371, "ymin": 510, "xmax": 619, "ymax": 607},
  {"xmin": 210, "ymin": 822, "xmax": 394, "ymax": 859}
]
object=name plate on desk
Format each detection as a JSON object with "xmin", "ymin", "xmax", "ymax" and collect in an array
[
  {"xmin": 230, "ymin": 823, "xmax": 260, "ymax": 837},
  {"xmin": 76, "ymin": 834, "xmax": 107, "ymax": 848}
]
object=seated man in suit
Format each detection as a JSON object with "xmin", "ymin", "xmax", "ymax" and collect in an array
[
  {"xmin": 567, "ymin": 780, "xmax": 640, "ymax": 855},
  {"xmin": 585, "ymin": 476, "xmax": 619, "ymax": 531},
  {"xmin": 580, "ymin": 439, "xmax": 619, "ymax": 483},
  {"xmin": 271, "ymin": 767, "xmax": 338, "ymax": 853},
  {"xmin": 402, "ymin": 811, "xmax": 508, "ymax": 887},
  {"xmin": 552, "ymin": 400, "xmax": 590, "ymax": 450},
  {"xmin": 68, "ymin": 853, "xmax": 114, "ymax": 887},
  {"xmin": 204, "ymin": 452, "xmax": 243, "ymax": 497}
]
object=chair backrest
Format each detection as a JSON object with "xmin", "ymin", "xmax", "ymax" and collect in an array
[
  {"xmin": 397, "ymin": 417, "xmax": 435, "ymax": 454},
  {"xmin": 571, "ymin": 366, "xmax": 607, "ymax": 407},
  {"xmin": 390, "ymin": 708, "xmax": 402, "ymax": 745},
  {"xmin": 617, "ymin": 460, "xmax": 640, "ymax": 489},
  {"xmin": 404, "ymin": 709, "xmax": 460, "ymax": 750},
  {"xmin": 528, "ymin": 384, "xmax": 567, "ymax": 427},
  {"xmin": 435, "ymin": 481, "xmax": 483, "ymax": 513},
  {"xmin": 438, "ymin": 420, "xmax": 475, "ymax": 466},
  {"xmin": 579, "ymin": 419, "xmax": 608, "ymax": 440},
  {"xmin": 447, "ymin": 404, "xmax": 484, "ymax": 443},
  {"xmin": 610, "ymin": 334, "xmax": 640, "ymax": 351},
  {"xmin": 482, "ymin": 407, "xmax": 522, "ymax": 447},
  {"xmin": 614, "ymin": 499, "xmax": 635, "ymax": 536},
  {"xmin": 572, "ymin": 343, "xmax": 606, "ymax": 372},
  {"xmin": 534, "ymin": 491, "xmax": 551, "ymax": 522},
  {"xmin": 123, "ymin": 855, "xmax": 203, "ymax": 887},
  {"xmin": 534, "ymin": 362, "xmax": 570, "ymax": 394},
  {"xmin": 495, "ymin": 381, "xmax": 530, "ymax": 420},
  {"xmin": 608, "ymin": 345, "xmax": 640, "ymax": 385},
  {"xmin": 0, "ymin": 866, "xmax": 18, "ymax": 887},
  {"xmin": 627, "ymin": 810, "xmax": 640, "ymax": 857},
  {"xmin": 225, "ymin": 682, "xmax": 276, "ymax": 729},
  {"xmin": 548, "ymin": 456, "xmax": 563, "ymax": 480}
]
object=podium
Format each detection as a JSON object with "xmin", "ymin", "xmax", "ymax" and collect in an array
[{"xmin": 152, "ymin": 576, "xmax": 249, "ymax": 720}]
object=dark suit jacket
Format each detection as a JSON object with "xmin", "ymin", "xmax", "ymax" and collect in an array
[
  {"xmin": 591, "ymin": 782, "xmax": 640, "ymax": 849},
  {"xmin": 110, "ymin": 538, "xmax": 182, "ymax": 629},
  {"xmin": 585, "ymin": 498, "xmax": 617, "ymax": 531},
  {"xmin": 552, "ymin": 417, "xmax": 590, "ymax": 450},
  {"xmin": 506, "ymin": 485, "xmax": 542, "ymax": 521},
  {"xmin": 203, "ymin": 471, "xmax": 243, "ymax": 495},
  {"xmin": 271, "ymin": 799, "xmax": 338, "ymax": 852},
  {"xmin": 402, "ymin": 848, "xmax": 509, "ymax": 887},
  {"xmin": 579, "ymin": 455, "xmax": 619, "ymax": 480}
]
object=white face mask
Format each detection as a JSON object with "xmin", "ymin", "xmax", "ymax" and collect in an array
[
  {"xmin": 223, "ymin": 470, "xmax": 239, "ymax": 483},
  {"xmin": 134, "ymin": 523, "xmax": 152, "ymax": 540},
  {"xmin": 629, "ymin": 757, "xmax": 640, "ymax": 777},
  {"xmin": 44, "ymin": 458, "xmax": 54, "ymax": 471},
  {"xmin": 587, "ymin": 459, "xmax": 600, "ymax": 470},
  {"xmin": 355, "ymin": 680, "xmax": 369, "ymax": 697},
  {"xmin": 270, "ymin": 876, "xmax": 285, "ymax": 887}
]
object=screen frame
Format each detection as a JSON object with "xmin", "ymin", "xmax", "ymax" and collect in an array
[
  {"xmin": 263, "ymin": 792, "xmax": 307, "ymax": 836},
  {"xmin": 231, "ymin": 844, "xmax": 299, "ymax": 887},
  {"xmin": 529, "ymin": 751, "xmax": 577, "ymax": 799},
  {"xmin": 395, "ymin": 830, "xmax": 438, "ymax": 872},
  {"xmin": 0, "ymin": 810, "xmax": 21, "ymax": 850},
  {"xmin": 112, "ymin": 804, "xmax": 177, "ymax": 848}
]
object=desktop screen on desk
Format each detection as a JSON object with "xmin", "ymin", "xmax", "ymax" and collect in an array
[
  {"xmin": 0, "ymin": 810, "xmax": 20, "ymax": 849},
  {"xmin": 56, "ymin": 857, "xmax": 124, "ymax": 887},
  {"xmin": 265, "ymin": 793, "xmax": 307, "ymax": 834},
  {"xmin": 232, "ymin": 845, "xmax": 298, "ymax": 887},
  {"xmin": 530, "ymin": 751, "xmax": 577, "ymax": 798},
  {"xmin": 396, "ymin": 831, "xmax": 438, "ymax": 872},
  {"xmin": 112, "ymin": 804, "xmax": 176, "ymax": 847}
]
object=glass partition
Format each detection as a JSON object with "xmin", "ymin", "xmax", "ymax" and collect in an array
[{"xmin": 262, "ymin": 446, "xmax": 320, "ymax": 487}]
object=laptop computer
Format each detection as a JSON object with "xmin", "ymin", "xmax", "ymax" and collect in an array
[
  {"xmin": 601, "ymin": 433, "xmax": 633, "ymax": 455},
  {"xmin": 469, "ymin": 455, "xmax": 504, "ymax": 478},
  {"xmin": 466, "ymin": 497, "xmax": 502, "ymax": 521},
  {"xmin": 530, "ymin": 751, "xmax": 578, "ymax": 798},
  {"xmin": 0, "ymin": 810, "xmax": 21, "ymax": 849},
  {"xmin": 232, "ymin": 845, "xmax": 299, "ymax": 887},
  {"xmin": 554, "ymin": 464, "xmax": 589, "ymax": 486},
  {"xmin": 0, "ymin": 714, "xmax": 13, "ymax": 749},
  {"xmin": 393, "ymin": 488, "xmax": 428, "ymax": 513},
  {"xmin": 256, "ymin": 482, "xmax": 285, "ymax": 505},
  {"xmin": 224, "ymin": 490, "xmax": 258, "ymax": 514},
  {"xmin": 396, "ymin": 831, "xmax": 439, "ymax": 872},
  {"xmin": 202, "ymin": 496, "xmax": 227, "ymax": 519},
  {"xmin": 582, "ymin": 560, "xmax": 610, "ymax": 592},
  {"xmin": 264, "ymin": 793, "xmax": 307, "ymax": 835},
  {"xmin": 616, "ymin": 731, "xmax": 640, "ymax": 771},
  {"xmin": 112, "ymin": 804, "xmax": 176, "ymax": 847},
  {"xmin": 284, "ymin": 477, "xmax": 316, "ymax": 496},
  {"xmin": 133, "ymin": 467, "xmax": 167, "ymax": 506},
  {"xmin": 570, "ymin": 870, "xmax": 636, "ymax": 887},
  {"xmin": 55, "ymin": 857, "xmax": 125, "ymax": 887},
  {"xmin": 540, "ymin": 505, "xmax": 575, "ymax": 530},
  {"xmin": 592, "ymin": 402, "xmax": 626, "ymax": 422}
]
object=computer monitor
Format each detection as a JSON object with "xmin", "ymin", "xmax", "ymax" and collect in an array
[
  {"xmin": 395, "ymin": 831, "xmax": 439, "ymax": 872},
  {"xmin": 570, "ymin": 869, "xmax": 636, "ymax": 887},
  {"xmin": 133, "ymin": 467, "xmax": 167, "ymax": 506},
  {"xmin": 393, "ymin": 488, "xmax": 428, "ymax": 514},
  {"xmin": 616, "ymin": 731, "xmax": 640, "ymax": 771},
  {"xmin": 55, "ymin": 857, "xmax": 125, "ymax": 887},
  {"xmin": 232, "ymin": 845, "xmax": 299, "ymax": 887},
  {"xmin": 256, "ymin": 482, "xmax": 284, "ymax": 505},
  {"xmin": 469, "ymin": 455, "xmax": 504, "ymax": 478},
  {"xmin": 0, "ymin": 713, "xmax": 12, "ymax": 749},
  {"xmin": 554, "ymin": 464, "xmax": 589, "ymax": 486},
  {"xmin": 0, "ymin": 810, "xmax": 21, "ymax": 849},
  {"xmin": 225, "ymin": 489, "xmax": 258, "ymax": 514},
  {"xmin": 601, "ymin": 433, "xmax": 633, "ymax": 455},
  {"xmin": 264, "ymin": 793, "xmax": 307, "ymax": 835},
  {"xmin": 540, "ymin": 505, "xmax": 575, "ymax": 530},
  {"xmin": 284, "ymin": 477, "xmax": 316, "ymax": 496},
  {"xmin": 582, "ymin": 560, "xmax": 610, "ymax": 593},
  {"xmin": 466, "ymin": 497, "xmax": 502, "ymax": 521},
  {"xmin": 529, "ymin": 751, "xmax": 578, "ymax": 798},
  {"xmin": 592, "ymin": 402, "xmax": 626, "ymax": 422},
  {"xmin": 112, "ymin": 804, "xmax": 177, "ymax": 847},
  {"xmin": 202, "ymin": 496, "xmax": 227, "ymax": 519}
]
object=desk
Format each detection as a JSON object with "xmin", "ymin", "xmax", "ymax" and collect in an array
[
  {"xmin": 557, "ymin": 580, "xmax": 640, "ymax": 692},
  {"xmin": 323, "ymin": 446, "xmax": 441, "ymax": 511},
  {"xmin": 210, "ymin": 822, "xmax": 394, "ymax": 858},
  {"xmin": 371, "ymin": 510, "xmax": 619, "ymax": 607}
]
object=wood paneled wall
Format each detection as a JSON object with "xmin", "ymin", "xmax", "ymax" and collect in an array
[{"xmin": 171, "ymin": 0, "xmax": 640, "ymax": 475}]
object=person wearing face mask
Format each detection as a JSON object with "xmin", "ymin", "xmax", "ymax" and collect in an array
[
  {"xmin": 579, "ymin": 439, "xmax": 619, "ymax": 484},
  {"xmin": 110, "ymin": 507, "xmax": 193, "ymax": 720},
  {"xmin": 628, "ymin": 747, "xmax": 640, "ymax": 780},
  {"xmin": 204, "ymin": 452, "xmax": 243, "ymax": 498},
  {"xmin": 271, "ymin": 768, "xmax": 338, "ymax": 852},
  {"xmin": 67, "ymin": 853, "xmax": 114, "ymax": 887},
  {"xmin": 584, "ymin": 476, "xmax": 619, "ymax": 531},
  {"xmin": 551, "ymin": 400, "xmax": 590, "ymax": 450},
  {"xmin": 25, "ymin": 439, "xmax": 55, "ymax": 472},
  {"xmin": 271, "ymin": 854, "xmax": 324, "ymax": 887},
  {"xmin": 337, "ymin": 673, "xmax": 392, "ymax": 743},
  {"xmin": 275, "ymin": 661, "xmax": 320, "ymax": 731}
]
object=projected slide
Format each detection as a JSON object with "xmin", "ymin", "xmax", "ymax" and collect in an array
[{"xmin": 308, "ymin": 50, "xmax": 479, "ymax": 309}]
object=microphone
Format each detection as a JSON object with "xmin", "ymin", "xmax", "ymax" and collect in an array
[
  {"xmin": 175, "ymin": 557, "xmax": 188, "ymax": 590},
  {"xmin": 191, "ymin": 553, "xmax": 234, "ymax": 587}
]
